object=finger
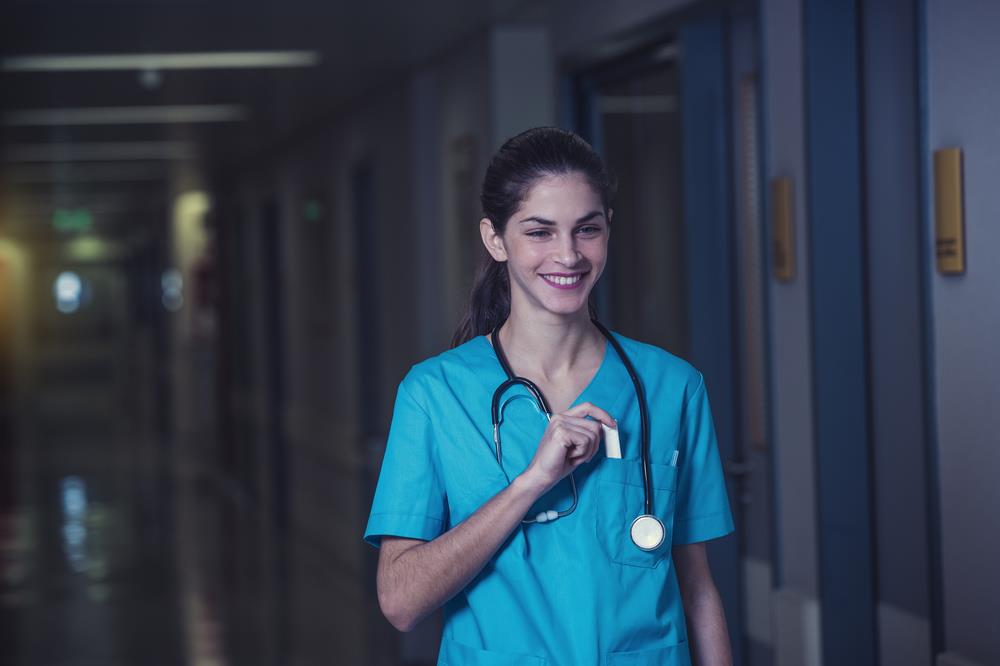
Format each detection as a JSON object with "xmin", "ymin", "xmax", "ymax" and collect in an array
[
  {"xmin": 555, "ymin": 422, "xmax": 596, "ymax": 448},
  {"xmin": 554, "ymin": 423, "xmax": 598, "ymax": 459},
  {"xmin": 559, "ymin": 417, "xmax": 604, "ymax": 459},
  {"xmin": 552, "ymin": 419, "xmax": 603, "ymax": 454},
  {"xmin": 563, "ymin": 402, "xmax": 616, "ymax": 429},
  {"xmin": 550, "ymin": 417, "xmax": 598, "ymax": 437},
  {"xmin": 584, "ymin": 434, "xmax": 601, "ymax": 462},
  {"xmin": 558, "ymin": 414, "xmax": 604, "ymax": 437},
  {"xmin": 574, "ymin": 433, "xmax": 603, "ymax": 467}
]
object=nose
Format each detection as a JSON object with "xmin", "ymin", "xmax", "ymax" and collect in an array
[{"xmin": 554, "ymin": 233, "xmax": 582, "ymax": 266}]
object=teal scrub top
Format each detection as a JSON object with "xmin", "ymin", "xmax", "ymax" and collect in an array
[{"xmin": 364, "ymin": 330, "xmax": 735, "ymax": 666}]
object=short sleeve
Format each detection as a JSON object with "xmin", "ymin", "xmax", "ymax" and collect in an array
[
  {"xmin": 363, "ymin": 377, "xmax": 448, "ymax": 548},
  {"xmin": 672, "ymin": 374, "xmax": 735, "ymax": 545}
]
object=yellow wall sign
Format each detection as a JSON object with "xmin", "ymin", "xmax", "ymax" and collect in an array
[
  {"xmin": 933, "ymin": 147, "xmax": 966, "ymax": 275},
  {"xmin": 771, "ymin": 177, "xmax": 795, "ymax": 282}
]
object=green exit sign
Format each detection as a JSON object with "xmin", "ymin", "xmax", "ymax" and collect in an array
[{"xmin": 53, "ymin": 208, "xmax": 93, "ymax": 233}]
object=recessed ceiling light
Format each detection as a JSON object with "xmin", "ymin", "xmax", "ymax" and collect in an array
[
  {"xmin": 2, "ymin": 51, "xmax": 320, "ymax": 72},
  {"xmin": 3, "ymin": 105, "xmax": 247, "ymax": 126}
]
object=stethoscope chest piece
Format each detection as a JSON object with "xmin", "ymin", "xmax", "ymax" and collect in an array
[{"xmin": 630, "ymin": 514, "xmax": 665, "ymax": 551}]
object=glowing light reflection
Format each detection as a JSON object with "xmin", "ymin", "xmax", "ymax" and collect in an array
[{"xmin": 54, "ymin": 271, "xmax": 82, "ymax": 314}]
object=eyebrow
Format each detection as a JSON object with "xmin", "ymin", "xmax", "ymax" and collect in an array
[{"xmin": 518, "ymin": 211, "xmax": 605, "ymax": 225}]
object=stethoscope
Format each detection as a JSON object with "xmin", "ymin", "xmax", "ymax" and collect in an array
[{"xmin": 489, "ymin": 318, "xmax": 666, "ymax": 551}]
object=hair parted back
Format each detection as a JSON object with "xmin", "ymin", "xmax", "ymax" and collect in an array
[{"xmin": 451, "ymin": 127, "xmax": 616, "ymax": 348}]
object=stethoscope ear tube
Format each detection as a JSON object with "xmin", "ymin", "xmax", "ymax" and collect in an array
[
  {"xmin": 491, "ymin": 377, "xmax": 551, "ymax": 424},
  {"xmin": 492, "ymin": 377, "xmax": 551, "ymax": 465}
]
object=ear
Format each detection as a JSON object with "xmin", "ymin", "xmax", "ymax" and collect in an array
[
  {"xmin": 606, "ymin": 208, "xmax": 613, "ymax": 240},
  {"xmin": 480, "ymin": 217, "xmax": 508, "ymax": 262}
]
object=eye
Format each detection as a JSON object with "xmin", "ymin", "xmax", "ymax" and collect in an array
[
  {"xmin": 525, "ymin": 229, "xmax": 551, "ymax": 238},
  {"xmin": 576, "ymin": 225, "xmax": 602, "ymax": 235}
]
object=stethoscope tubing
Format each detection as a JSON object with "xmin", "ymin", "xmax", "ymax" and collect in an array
[{"xmin": 591, "ymin": 319, "xmax": 652, "ymax": 516}]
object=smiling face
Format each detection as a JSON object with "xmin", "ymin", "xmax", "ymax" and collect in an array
[{"xmin": 480, "ymin": 172, "xmax": 611, "ymax": 321}]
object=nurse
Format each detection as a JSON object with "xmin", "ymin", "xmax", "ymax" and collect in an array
[{"xmin": 365, "ymin": 127, "xmax": 735, "ymax": 665}]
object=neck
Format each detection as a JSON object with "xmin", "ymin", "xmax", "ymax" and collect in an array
[{"xmin": 496, "ymin": 307, "xmax": 602, "ymax": 381}]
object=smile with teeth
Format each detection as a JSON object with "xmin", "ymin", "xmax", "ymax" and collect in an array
[{"xmin": 541, "ymin": 273, "xmax": 586, "ymax": 286}]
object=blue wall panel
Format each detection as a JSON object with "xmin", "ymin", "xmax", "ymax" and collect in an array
[{"xmin": 803, "ymin": 0, "xmax": 877, "ymax": 663}]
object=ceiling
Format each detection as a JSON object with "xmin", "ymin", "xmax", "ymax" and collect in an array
[{"xmin": 0, "ymin": 0, "xmax": 539, "ymax": 241}]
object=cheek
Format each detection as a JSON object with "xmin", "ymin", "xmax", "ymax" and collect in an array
[
  {"xmin": 585, "ymin": 238, "xmax": 609, "ymax": 263},
  {"xmin": 509, "ymin": 244, "xmax": 545, "ymax": 267},
  {"xmin": 590, "ymin": 246, "xmax": 610, "ymax": 280}
]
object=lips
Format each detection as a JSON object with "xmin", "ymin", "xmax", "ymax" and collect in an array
[{"xmin": 540, "ymin": 271, "xmax": 588, "ymax": 289}]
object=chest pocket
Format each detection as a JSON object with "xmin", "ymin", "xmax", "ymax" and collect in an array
[{"xmin": 594, "ymin": 457, "xmax": 679, "ymax": 568}]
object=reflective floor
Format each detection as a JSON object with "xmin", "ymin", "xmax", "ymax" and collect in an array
[{"xmin": 0, "ymin": 429, "xmax": 322, "ymax": 666}]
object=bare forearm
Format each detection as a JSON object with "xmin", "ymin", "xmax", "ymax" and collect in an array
[
  {"xmin": 378, "ymin": 474, "xmax": 547, "ymax": 631},
  {"xmin": 683, "ymin": 584, "xmax": 733, "ymax": 666}
]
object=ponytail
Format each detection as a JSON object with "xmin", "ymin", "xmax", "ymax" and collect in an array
[{"xmin": 451, "ymin": 253, "xmax": 510, "ymax": 348}]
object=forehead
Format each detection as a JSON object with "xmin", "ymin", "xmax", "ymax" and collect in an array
[{"xmin": 517, "ymin": 173, "xmax": 603, "ymax": 218}]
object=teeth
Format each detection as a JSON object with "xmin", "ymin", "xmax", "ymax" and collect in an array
[{"xmin": 543, "ymin": 274, "xmax": 581, "ymax": 286}]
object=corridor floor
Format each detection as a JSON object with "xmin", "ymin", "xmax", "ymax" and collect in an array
[{"xmin": 0, "ymin": 431, "xmax": 295, "ymax": 666}]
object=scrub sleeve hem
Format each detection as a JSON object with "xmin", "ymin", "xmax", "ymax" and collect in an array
[
  {"xmin": 672, "ymin": 510, "xmax": 735, "ymax": 545},
  {"xmin": 364, "ymin": 512, "xmax": 444, "ymax": 548}
]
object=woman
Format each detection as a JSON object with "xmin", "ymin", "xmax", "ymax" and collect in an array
[{"xmin": 364, "ymin": 127, "xmax": 734, "ymax": 665}]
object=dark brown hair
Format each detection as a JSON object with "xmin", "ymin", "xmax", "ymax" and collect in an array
[{"xmin": 450, "ymin": 127, "xmax": 616, "ymax": 347}]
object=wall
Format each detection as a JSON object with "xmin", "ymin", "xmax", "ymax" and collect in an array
[
  {"xmin": 490, "ymin": 27, "xmax": 556, "ymax": 151},
  {"xmin": 0, "ymin": 239, "xmax": 32, "ymax": 502},
  {"xmin": 168, "ymin": 189, "xmax": 215, "ymax": 467},
  {"xmin": 279, "ymin": 82, "xmax": 419, "ymax": 665},
  {"xmin": 924, "ymin": 2, "xmax": 1000, "ymax": 664},
  {"xmin": 411, "ymin": 38, "xmax": 492, "ymax": 355},
  {"xmin": 760, "ymin": 0, "xmax": 822, "ymax": 663},
  {"xmin": 862, "ymin": 0, "xmax": 934, "ymax": 663}
]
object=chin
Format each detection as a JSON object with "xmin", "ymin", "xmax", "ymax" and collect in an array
[{"xmin": 540, "ymin": 297, "xmax": 591, "ymax": 317}]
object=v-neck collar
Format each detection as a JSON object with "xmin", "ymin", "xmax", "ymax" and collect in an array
[{"xmin": 479, "ymin": 332, "xmax": 618, "ymax": 414}]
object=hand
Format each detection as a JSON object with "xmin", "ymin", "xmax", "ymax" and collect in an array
[{"xmin": 520, "ymin": 402, "xmax": 616, "ymax": 493}]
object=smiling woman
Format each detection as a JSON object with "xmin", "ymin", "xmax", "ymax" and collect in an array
[
  {"xmin": 364, "ymin": 127, "xmax": 735, "ymax": 666},
  {"xmin": 480, "ymin": 171, "xmax": 609, "ymax": 317},
  {"xmin": 452, "ymin": 128, "xmax": 616, "ymax": 346}
]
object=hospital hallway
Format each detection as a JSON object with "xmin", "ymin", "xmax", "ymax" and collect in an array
[{"xmin": 3, "ymin": 0, "xmax": 1000, "ymax": 665}]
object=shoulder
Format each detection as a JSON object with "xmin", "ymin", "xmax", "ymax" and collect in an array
[
  {"xmin": 605, "ymin": 329, "xmax": 705, "ymax": 401},
  {"xmin": 397, "ymin": 335, "xmax": 494, "ymax": 406}
]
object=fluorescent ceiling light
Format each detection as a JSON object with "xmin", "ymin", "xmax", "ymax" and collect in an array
[
  {"xmin": 3, "ymin": 141, "xmax": 197, "ymax": 162},
  {"xmin": 6, "ymin": 163, "xmax": 168, "ymax": 183},
  {"xmin": 2, "ymin": 51, "xmax": 320, "ymax": 72},
  {"xmin": 3, "ymin": 105, "xmax": 246, "ymax": 126}
]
